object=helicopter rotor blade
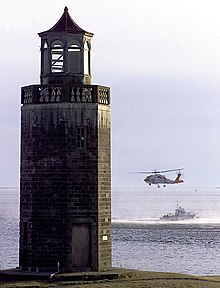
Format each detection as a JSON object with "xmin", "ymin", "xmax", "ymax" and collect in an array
[
  {"xmin": 129, "ymin": 172, "xmax": 155, "ymax": 174},
  {"xmin": 129, "ymin": 168, "xmax": 184, "ymax": 174},
  {"xmin": 158, "ymin": 168, "xmax": 184, "ymax": 174}
]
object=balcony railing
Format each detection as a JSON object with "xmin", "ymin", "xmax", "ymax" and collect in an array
[{"xmin": 21, "ymin": 84, "xmax": 110, "ymax": 105}]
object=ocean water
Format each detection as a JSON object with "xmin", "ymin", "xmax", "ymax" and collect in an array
[
  {"xmin": 0, "ymin": 188, "xmax": 19, "ymax": 270},
  {"xmin": 1, "ymin": 187, "xmax": 220, "ymax": 275},
  {"xmin": 112, "ymin": 187, "xmax": 220, "ymax": 276}
]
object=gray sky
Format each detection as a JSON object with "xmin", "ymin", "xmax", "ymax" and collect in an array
[{"xmin": 1, "ymin": 0, "xmax": 220, "ymax": 188}]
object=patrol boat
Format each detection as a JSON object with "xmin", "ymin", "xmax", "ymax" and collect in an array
[{"xmin": 160, "ymin": 202, "xmax": 196, "ymax": 221}]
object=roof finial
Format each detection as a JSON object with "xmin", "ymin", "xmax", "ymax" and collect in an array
[{"xmin": 64, "ymin": 7, "xmax": 68, "ymax": 12}]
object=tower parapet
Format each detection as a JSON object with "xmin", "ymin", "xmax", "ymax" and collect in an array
[{"xmin": 21, "ymin": 84, "xmax": 110, "ymax": 105}]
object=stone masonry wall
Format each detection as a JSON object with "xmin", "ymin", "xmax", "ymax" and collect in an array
[
  {"xmin": 20, "ymin": 101, "xmax": 111, "ymax": 271},
  {"xmin": 97, "ymin": 106, "xmax": 111, "ymax": 270}
]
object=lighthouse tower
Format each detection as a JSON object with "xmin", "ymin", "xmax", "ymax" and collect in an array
[{"xmin": 19, "ymin": 7, "xmax": 111, "ymax": 272}]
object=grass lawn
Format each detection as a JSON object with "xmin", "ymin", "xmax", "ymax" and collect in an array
[{"xmin": 1, "ymin": 270, "xmax": 220, "ymax": 288}]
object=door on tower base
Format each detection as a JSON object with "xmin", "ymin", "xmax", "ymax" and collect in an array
[{"xmin": 72, "ymin": 223, "xmax": 91, "ymax": 269}]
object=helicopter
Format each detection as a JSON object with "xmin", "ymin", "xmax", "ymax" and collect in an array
[{"xmin": 131, "ymin": 168, "xmax": 184, "ymax": 188}]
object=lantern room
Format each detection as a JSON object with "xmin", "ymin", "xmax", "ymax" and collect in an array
[{"xmin": 38, "ymin": 7, "xmax": 93, "ymax": 85}]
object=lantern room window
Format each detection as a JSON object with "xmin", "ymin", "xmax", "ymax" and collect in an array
[
  {"xmin": 68, "ymin": 41, "xmax": 81, "ymax": 73},
  {"xmin": 42, "ymin": 40, "xmax": 49, "ymax": 75},
  {"xmin": 51, "ymin": 40, "xmax": 64, "ymax": 73}
]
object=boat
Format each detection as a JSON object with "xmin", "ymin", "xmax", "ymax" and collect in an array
[{"xmin": 159, "ymin": 202, "xmax": 196, "ymax": 221}]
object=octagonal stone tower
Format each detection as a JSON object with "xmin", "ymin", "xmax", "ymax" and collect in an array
[{"xmin": 19, "ymin": 7, "xmax": 111, "ymax": 272}]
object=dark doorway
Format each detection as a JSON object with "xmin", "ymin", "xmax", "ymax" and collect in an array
[{"xmin": 72, "ymin": 223, "xmax": 91, "ymax": 268}]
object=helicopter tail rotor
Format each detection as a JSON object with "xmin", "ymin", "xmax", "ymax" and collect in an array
[{"xmin": 174, "ymin": 171, "xmax": 184, "ymax": 183}]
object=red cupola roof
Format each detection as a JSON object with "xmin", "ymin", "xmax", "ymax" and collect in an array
[{"xmin": 39, "ymin": 7, "xmax": 93, "ymax": 36}]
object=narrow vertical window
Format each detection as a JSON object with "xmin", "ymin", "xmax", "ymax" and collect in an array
[
  {"xmin": 68, "ymin": 42, "xmax": 81, "ymax": 73},
  {"xmin": 84, "ymin": 41, "xmax": 90, "ymax": 75},
  {"xmin": 76, "ymin": 127, "xmax": 86, "ymax": 149},
  {"xmin": 42, "ymin": 40, "xmax": 49, "ymax": 75},
  {"xmin": 51, "ymin": 40, "xmax": 64, "ymax": 73}
]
